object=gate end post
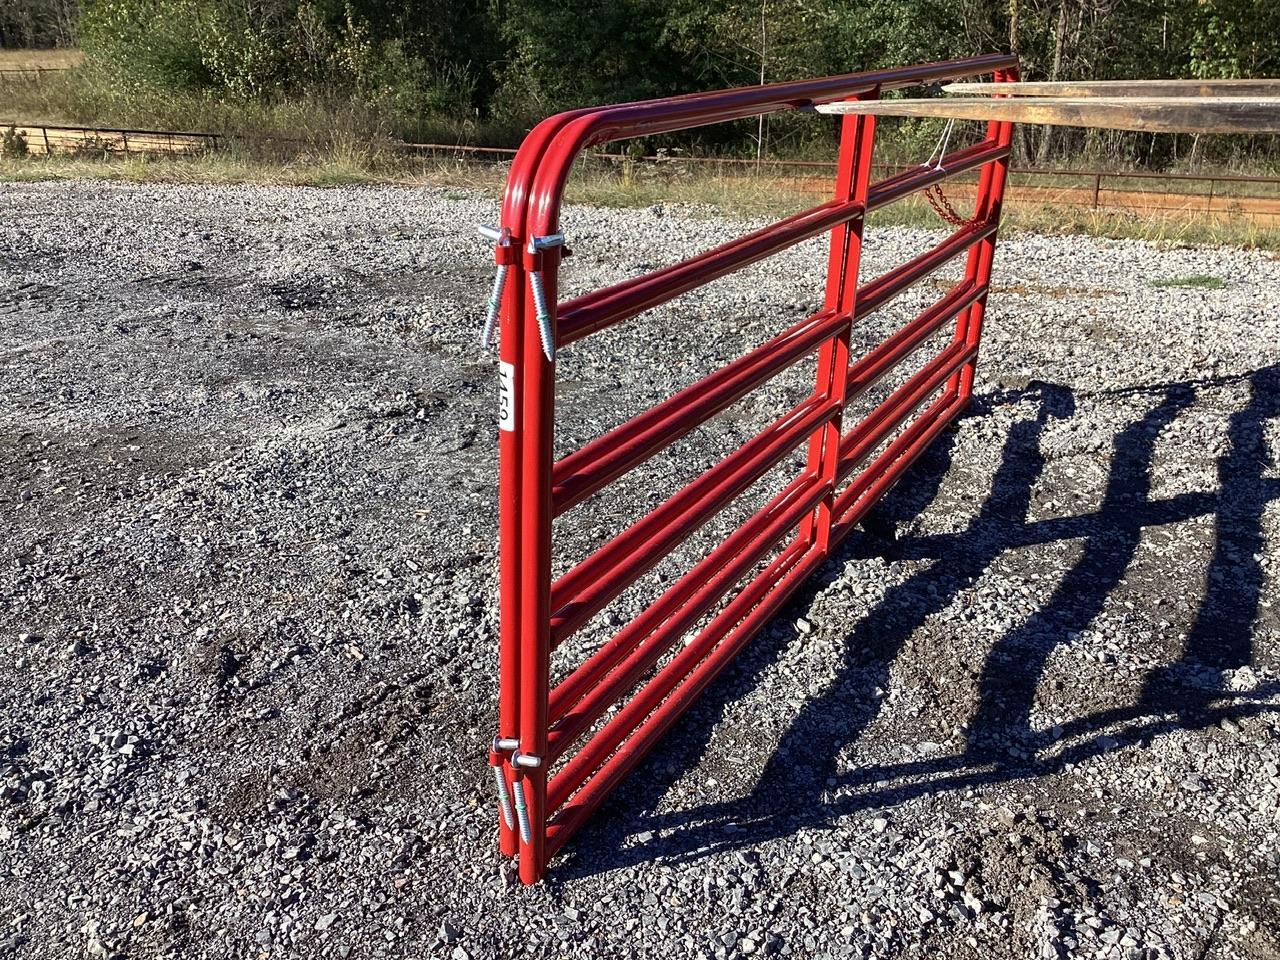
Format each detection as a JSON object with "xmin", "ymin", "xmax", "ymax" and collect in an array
[{"xmin": 949, "ymin": 64, "xmax": 1019, "ymax": 405}]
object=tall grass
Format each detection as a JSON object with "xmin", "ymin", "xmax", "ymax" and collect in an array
[{"xmin": 0, "ymin": 70, "xmax": 493, "ymax": 146}]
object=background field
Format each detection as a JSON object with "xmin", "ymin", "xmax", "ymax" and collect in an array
[{"xmin": 0, "ymin": 47, "xmax": 81, "ymax": 69}]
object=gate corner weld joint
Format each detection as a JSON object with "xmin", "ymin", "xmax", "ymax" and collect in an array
[{"xmin": 488, "ymin": 53, "xmax": 1019, "ymax": 884}]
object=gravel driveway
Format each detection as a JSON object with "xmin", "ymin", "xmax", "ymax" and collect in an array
[{"xmin": 2, "ymin": 180, "xmax": 1279, "ymax": 960}]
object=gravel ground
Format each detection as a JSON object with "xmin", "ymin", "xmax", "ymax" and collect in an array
[{"xmin": 2, "ymin": 180, "xmax": 1279, "ymax": 960}]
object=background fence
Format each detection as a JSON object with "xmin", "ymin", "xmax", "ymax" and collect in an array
[
  {"xmin": 2, "ymin": 121, "xmax": 219, "ymax": 155},
  {"xmin": 5, "ymin": 120, "xmax": 1279, "ymax": 225}
]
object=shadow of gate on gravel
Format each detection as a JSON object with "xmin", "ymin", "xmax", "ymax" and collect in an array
[{"xmin": 554, "ymin": 362, "xmax": 1280, "ymax": 880}]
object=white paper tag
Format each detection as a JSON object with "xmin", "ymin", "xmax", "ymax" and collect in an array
[{"xmin": 498, "ymin": 361, "xmax": 516, "ymax": 432}]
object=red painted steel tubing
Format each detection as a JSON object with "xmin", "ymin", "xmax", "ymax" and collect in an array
[
  {"xmin": 847, "ymin": 280, "xmax": 986, "ymax": 396},
  {"xmin": 501, "ymin": 92, "xmax": 778, "ymax": 876},
  {"xmin": 955, "ymin": 69, "xmax": 1018, "ymax": 401},
  {"xmin": 546, "ymin": 280, "xmax": 983, "ymax": 740},
  {"xmin": 855, "ymin": 220, "xmax": 997, "ymax": 320},
  {"xmin": 557, "ymin": 201, "xmax": 862, "ymax": 346},
  {"xmin": 548, "ymin": 469, "xmax": 828, "ymax": 722},
  {"xmin": 525, "ymin": 56, "xmax": 1018, "ymax": 246},
  {"xmin": 546, "ymin": 473, "xmax": 831, "ymax": 761},
  {"xmin": 555, "ymin": 140, "xmax": 1007, "ymax": 348},
  {"xmin": 515, "ymin": 209, "xmax": 555, "ymax": 885},
  {"xmin": 801, "ymin": 101, "xmax": 876, "ymax": 554},
  {"xmin": 546, "ymin": 540, "xmax": 825, "ymax": 854},
  {"xmin": 830, "ymin": 392, "xmax": 966, "ymax": 541},
  {"xmin": 549, "ymin": 389, "xmax": 970, "ymax": 840},
  {"xmin": 498, "ymin": 79, "xmax": 803, "ymax": 871},
  {"xmin": 550, "ymin": 239, "xmax": 988, "ymax": 523},
  {"xmin": 837, "ymin": 339, "xmax": 978, "ymax": 481},
  {"xmin": 540, "ymin": 53, "xmax": 1017, "ymax": 162},
  {"xmin": 495, "ymin": 108, "xmax": 587, "ymax": 857},
  {"xmin": 496, "ymin": 80, "xmax": 765, "ymax": 867},
  {"xmin": 864, "ymin": 140, "xmax": 1008, "ymax": 211},
  {"xmin": 548, "ymin": 392, "xmax": 968, "ymax": 852},
  {"xmin": 549, "ymin": 394, "xmax": 840, "ymax": 645},
  {"xmin": 496, "ymin": 57, "xmax": 1018, "ymax": 883},
  {"xmin": 552, "ymin": 309, "xmax": 846, "ymax": 515}
]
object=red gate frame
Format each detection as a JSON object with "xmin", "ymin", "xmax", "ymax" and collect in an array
[{"xmin": 486, "ymin": 54, "xmax": 1019, "ymax": 883}]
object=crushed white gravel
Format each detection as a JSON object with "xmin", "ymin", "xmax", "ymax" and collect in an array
[{"xmin": 2, "ymin": 180, "xmax": 1279, "ymax": 960}]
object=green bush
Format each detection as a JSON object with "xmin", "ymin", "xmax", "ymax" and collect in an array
[
  {"xmin": 2, "ymin": 126, "xmax": 29, "ymax": 157},
  {"xmin": 74, "ymin": 0, "xmax": 480, "ymax": 140},
  {"xmin": 80, "ymin": 0, "xmax": 215, "ymax": 93}
]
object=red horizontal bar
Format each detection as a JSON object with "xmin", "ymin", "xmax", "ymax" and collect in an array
[
  {"xmin": 545, "ymin": 392, "xmax": 969, "ymax": 853},
  {"xmin": 865, "ymin": 140, "xmax": 1009, "ymax": 211},
  {"xmin": 831, "ymin": 393, "xmax": 965, "ymax": 541},
  {"xmin": 854, "ymin": 221, "xmax": 996, "ymax": 321},
  {"xmin": 847, "ymin": 280, "xmax": 985, "ymax": 396},
  {"xmin": 550, "ymin": 394, "xmax": 839, "ymax": 645},
  {"xmin": 543, "ymin": 55, "xmax": 1018, "ymax": 151},
  {"xmin": 552, "ymin": 308, "xmax": 847, "ymax": 515},
  {"xmin": 558, "ymin": 202, "xmax": 861, "ymax": 346},
  {"xmin": 556, "ymin": 141, "xmax": 1005, "ymax": 348},
  {"xmin": 546, "ymin": 286, "xmax": 982, "ymax": 749},
  {"xmin": 547, "ymin": 472, "xmax": 830, "ymax": 761},
  {"xmin": 551, "ymin": 239, "xmax": 985, "ymax": 522},
  {"xmin": 837, "ymin": 338, "xmax": 977, "ymax": 482},
  {"xmin": 547, "ymin": 538, "xmax": 825, "ymax": 852}
]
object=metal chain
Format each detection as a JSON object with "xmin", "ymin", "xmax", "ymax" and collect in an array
[
  {"xmin": 923, "ymin": 183, "xmax": 977, "ymax": 227},
  {"xmin": 919, "ymin": 118, "xmax": 979, "ymax": 228}
]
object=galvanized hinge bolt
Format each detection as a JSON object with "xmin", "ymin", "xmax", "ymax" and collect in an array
[
  {"xmin": 526, "ymin": 234, "xmax": 565, "ymax": 363},
  {"xmin": 478, "ymin": 225, "xmax": 514, "ymax": 350},
  {"xmin": 508, "ymin": 752, "xmax": 542, "ymax": 846},
  {"xmin": 488, "ymin": 736, "xmax": 520, "ymax": 831}
]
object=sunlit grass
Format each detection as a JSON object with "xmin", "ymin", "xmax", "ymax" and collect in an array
[
  {"xmin": 0, "ymin": 49, "xmax": 84, "ymax": 71},
  {"xmin": 3, "ymin": 147, "xmax": 1278, "ymax": 251}
]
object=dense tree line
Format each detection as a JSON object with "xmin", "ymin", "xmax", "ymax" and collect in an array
[
  {"xmin": 5, "ymin": 0, "xmax": 1279, "ymax": 163},
  {"xmin": 0, "ymin": 0, "xmax": 78, "ymax": 47}
]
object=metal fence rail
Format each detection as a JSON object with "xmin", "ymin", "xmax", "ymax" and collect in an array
[
  {"xmin": 404, "ymin": 142, "xmax": 1280, "ymax": 224},
  {"xmin": 483, "ymin": 52, "xmax": 1019, "ymax": 884},
  {"xmin": 4, "ymin": 117, "xmax": 1275, "ymax": 220},
  {"xmin": 0, "ymin": 67, "xmax": 70, "ymax": 79},
  {"xmin": 1, "ymin": 120, "xmax": 220, "ymax": 155}
]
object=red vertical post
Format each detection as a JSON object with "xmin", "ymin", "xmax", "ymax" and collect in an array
[
  {"xmin": 516, "ymin": 242, "xmax": 558, "ymax": 885},
  {"xmin": 801, "ymin": 92, "xmax": 878, "ymax": 551},
  {"xmin": 948, "ymin": 67, "xmax": 1017, "ymax": 403},
  {"xmin": 494, "ymin": 227, "xmax": 525, "ymax": 861}
]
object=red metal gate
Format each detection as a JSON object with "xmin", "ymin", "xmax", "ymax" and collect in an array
[{"xmin": 482, "ymin": 54, "xmax": 1018, "ymax": 883}]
